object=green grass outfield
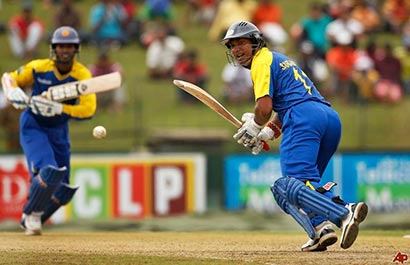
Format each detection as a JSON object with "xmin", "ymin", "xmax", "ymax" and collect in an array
[{"xmin": 1, "ymin": 1, "xmax": 410, "ymax": 153}]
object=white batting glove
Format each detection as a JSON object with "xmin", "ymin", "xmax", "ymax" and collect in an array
[
  {"xmin": 258, "ymin": 121, "xmax": 282, "ymax": 141},
  {"xmin": 241, "ymin": 112, "xmax": 254, "ymax": 123},
  {"xmin": 233, "ymin": 117, "xmax": 263, "ymax": 147},
  {"xmin": 6, "ymin": 87, "xmax": 29, "ymax": 109},
  {"xmin": 30, "ymin": 96, "xmax": 63, "ymax": 117},
  {"xmin": 249, "ymin": 140, "xmax": 264, "ymax": 155}
]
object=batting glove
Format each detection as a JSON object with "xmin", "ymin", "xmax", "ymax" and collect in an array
[
  {"xmin": 30, "ymin": 96, "xmax": 63, "ymax": 117},
  {"xmin": 6, "ymin": 87, "xmax": 29, "ymax": 109},
  {"xmin": 233, "ymin": 116, "xmax": 263, "ymax": 147},
  {"xmin": 241, "ymin": 112, "xmax": 254, "ymax": 123},
  {"xmin": 248, "ymin": 140, "xmax": 264, "ymax": 155},
  {"xmin": 258, "ymin": 121, "xmax": 282, "ymax": 141}
]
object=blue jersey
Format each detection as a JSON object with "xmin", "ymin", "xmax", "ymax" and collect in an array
[
  {"xmin": 251, "ymin": 48, "xmax": 329, "ymax": 118},
  {"xmin": 251, "ymin": 47, "xmax": 341, "ymax": 183}
]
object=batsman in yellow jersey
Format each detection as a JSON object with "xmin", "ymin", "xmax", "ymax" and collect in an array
[{"xmin": 1, "ymin": 26, "xmax": 97, "ymax": 235}]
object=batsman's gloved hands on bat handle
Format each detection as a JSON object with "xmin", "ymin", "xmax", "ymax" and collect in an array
[
  {"xmin": 234, "ymin": 116, "xmax": 263, "ymax": 145},
  {"xmin": 248, "ymin": 141, "xmax": 264, "ymax": 155},
  {"xmin": 234, "ymin": 115, "xmax": 264, "ymax": 155},
  {"xmin": 6, "ymin": 87, "xmax": 29, "ymax": 109},
  {"xmin": 30, "ymin": 96, "xmax": 63, "ymax": 117},
  {"xmin": 241, "ymin": 112, "xmax": 282, "ymax": 142}
]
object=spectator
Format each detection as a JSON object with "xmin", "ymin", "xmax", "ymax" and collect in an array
[
  {"xmin": 252, "ymin": 0, "xmax": 282, "ymax": 27},
  {"xmin": 252, "ymin": 0, "xmax": 287, "ymax": 51},
  {"xmin": 350, "ymin": 0, "xmax": 380, "ymax": 33},
  {"xmin": 8, "ymin": 2, "xmax": 45, "ymax": 59},
  {"xmin": 120, "ymin": 0, "xmax": 142, "ymax": 43},
  {"xmin": 89, "ymin": 0, "xmax": 128, "ymax": 49},
  {"xmin": 326, "ymin": 31, "xmax": 358, "ymax": 103},
  {"xmin": 290, "ymin": 2, "xmax": 332, "ymax": 58},
  {"xmin": 138, "ymin": 0, "xmax": 178, "ymax": 47},
  {"xmin": 351, "ymin": 51, "xmax": 379, "ymax": 102},
  {"xmin": 89, "ymin": 50, "xmax": 126, "ymax": 112},
  {"xmin": 184, "ymin": 0, "xmax": 218, "ymax": 27},
  {"xmin": 172, "ymin": 49, "xmax": 209, "ymax": 103},
  {"xmin": 208, "ymin": 0, "xmax": 257, "ymax": 42},
  {"xmin": 394, "ymin": 21, "xmax": 410, "ymax": 95},
  {"xmin": 221, "ymin": 63, "xmax": 254, "ymax": 104},
  {"xmin": 325, "ymin": 0, "xmax": 345, "ymax": 19},
  {"xmin": 53, "ymin": 0, "xmax": 88, "ymax": 43},
  {"xmin": 364, "ymin": 39, "xmax": 378, "ymax": 62},
  {"xmin": 138, "ymin": 0, "xmax": 176, "ymax": 39},
  {"xmin": 297, "ymin": 41, "xmax": 330, "ymax": 95},
  {"xmin": 146, "ymin": 25, "xmax": 185, "ymax": 79},
  {"xmin": 139, "ymin": 0, "xmax": 174, "ymax": 22},
  {"xmin": 121, "ymin": 0, "xmax": 137, "ymax": 22},
  {"xmin": 382, "ymin": 0, "xmax": 410, "ymax": 33},
  {"xmin": 373, "ymin": 44, "xmax": 403, "ymax": 104},
  {"xmin": 326, "ymin": 3, "xmax": 364, "ymax": 48}
]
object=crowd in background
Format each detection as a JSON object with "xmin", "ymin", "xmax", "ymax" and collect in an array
[
  {"xmin": 3, "ymin": 0, "xmax": 410, "ymax": 104},
  {"xmin": 289, "ymin": 0, "xmax": 410, "ymax": 105},
  {"xmin": 1, "ymin": 0, "xmax": 410, "ymax": 152},
  {"xmin": 193, "ymin": 0, "xmax": 410, "ymax": 106}
]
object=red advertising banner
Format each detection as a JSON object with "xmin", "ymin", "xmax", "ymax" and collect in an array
[
  {"xmin": 112, "ymin": 164, "xmax": 147, "ymax": 218},
  {"xmin": 151, "ymin": 164, "xmax": 188, "ymax": 216},
  {"xmin": 0, "ymin": 157, "xmax": 30, "ymax": 221}
]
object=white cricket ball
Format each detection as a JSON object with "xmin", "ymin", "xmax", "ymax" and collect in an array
[{"xmin": 92, "ymin": 126, "xmax": 106, "ymax": 139}]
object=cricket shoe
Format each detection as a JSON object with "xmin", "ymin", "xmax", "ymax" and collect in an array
[
  {"xmin": 340, "ymin": 202, "xmax": 368, "ymax": 249},
  {"xmin": 301, "ymin": 221, "xmax": 338, "ymax": 252},
  {"xmin": 20, "ymin": 212, "xmax": 42, "ymax": 236}
]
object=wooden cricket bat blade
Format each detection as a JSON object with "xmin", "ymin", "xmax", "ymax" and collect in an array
[
  {"xmin": 173, "ymin": 79, "xmax": 242, "ymax": 127},
  {"xmin": 173, "ymin": 79, "xmax": 269, "ymax": 151},
  {"xmin": 45, "ymin": 72, "xmax": 122, "ymax": 101}
]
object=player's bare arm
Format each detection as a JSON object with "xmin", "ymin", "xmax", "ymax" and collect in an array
[{"xmin": 254, "ymin": 95, "xmax": 273, "ymax": 126}]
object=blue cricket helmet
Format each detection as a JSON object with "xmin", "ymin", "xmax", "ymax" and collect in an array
[{"xmin": 51, "ymin": 26, "xmax": 80, "ymax": 48}]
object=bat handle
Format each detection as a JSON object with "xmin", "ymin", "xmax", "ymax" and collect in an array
[{"xmin": 262, "ymin": 140, "xmax": 270, "ymax": 151}]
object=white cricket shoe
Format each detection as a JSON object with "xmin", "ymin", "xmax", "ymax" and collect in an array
[
  {"xmin": 301, "ymin": 221, "xmax": 338, "ymax": 252},
  {"xmin": 340, "ymin": 202, "xmax": 368, "ymax": 249},
  {"xmin": 21, "ymin": 212, "xmax": 43, "ymax": 236}
]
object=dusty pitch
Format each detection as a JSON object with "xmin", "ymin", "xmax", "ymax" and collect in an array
[{"xmin": 0, "ymin": 231, "xmax": 408, "ymax": 264}]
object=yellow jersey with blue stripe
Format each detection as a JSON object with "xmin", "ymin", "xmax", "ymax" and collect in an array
[
  {"xmin": 10, "ymin": 59, "xmax": 96, "ymax": 126},
  {"xmin": 251, "ymin": 48, "xmax": 329, "ymax": 116}
]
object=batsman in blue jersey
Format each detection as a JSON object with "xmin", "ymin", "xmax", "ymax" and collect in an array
[
  {"xmin": 1, "ymin": 26, "xmax": 96, "ymax": 235},
  {"xmin": 222, "ymin": 21, "xmax": 368, "ymax": 251}
]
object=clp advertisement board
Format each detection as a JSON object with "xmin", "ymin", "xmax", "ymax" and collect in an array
[{"xmin": 0, "ymin": 153, "xmax": 206, "ymax": 223}]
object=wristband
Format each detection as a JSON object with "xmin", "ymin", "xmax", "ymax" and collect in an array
[{"xmin": 267, "ymin": 121, "xmax": 282, "ymax": 139}]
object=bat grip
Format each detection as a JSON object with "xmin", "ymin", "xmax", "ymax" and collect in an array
[{"xmin": 262, "ymin": 140, "xmax": 270, "ymax": 151}]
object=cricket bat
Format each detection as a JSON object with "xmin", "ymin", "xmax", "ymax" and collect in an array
[
  {"xmin": 173, "ymin": 79, "xmax": 269, "ymax": 151},
  {"xmin": 43, "ymin": 72, "xmax": 122, "ymax": 101}
]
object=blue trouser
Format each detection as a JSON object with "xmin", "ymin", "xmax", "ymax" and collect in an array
[
  {"xmin": 20, "ymin": 111, "xmax": 71, "ymax": 183},
  {"xmin": 278, "ymin": 101, "xmax": 342, "ymax": 227},
  {"xmin": 20, "ymin": 112, "xmax": 72, "ymax": 218}
]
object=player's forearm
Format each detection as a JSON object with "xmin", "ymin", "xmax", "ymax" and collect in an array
[
  {"xmin": 62, "ymin": 94, "xmax": 96, "ymax": 119},
  {"xmin": 271, "ymin": 113, "xmax": 282, "ymax": 129},
  {"xmin": 254, "ymin": 95, "xmax": 273, "ymax": 126}
]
